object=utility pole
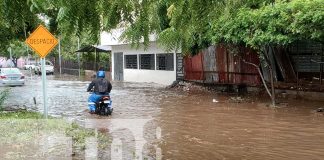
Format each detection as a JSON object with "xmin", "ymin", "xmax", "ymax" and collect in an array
[
  {"xmin": 9, "ymin": 47, "xmax": 12, "ymax": 60},
  {"xmin": 9, "ymin": 47, "xmax": 12, "ymax": 68}
]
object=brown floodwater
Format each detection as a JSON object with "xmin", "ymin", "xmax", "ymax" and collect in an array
[
  {"xmin": 156, "ymin": 94, "xmax": 324, "ymax": 160},
  {"xmin": 1, "ymin": 73, "xmax": 324, "ymax": 160}
]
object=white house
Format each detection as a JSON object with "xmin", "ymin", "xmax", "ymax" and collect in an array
[{"xmin": 100, "ymin": 29, "xmax": 183, "ymax": 85}]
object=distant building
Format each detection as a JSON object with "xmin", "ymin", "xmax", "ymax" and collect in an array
[
  {"xmin": 100, "ymin": 29, "xmax": 183, "ymax": 85},
  {"xmin": 0, "ymin": 57, "xmax": 15, "ymax": 68}
]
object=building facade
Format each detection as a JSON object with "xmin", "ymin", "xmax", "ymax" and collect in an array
[{"xmin": 101, "ymin": 30, "xmax": 182, "ymax": 85}]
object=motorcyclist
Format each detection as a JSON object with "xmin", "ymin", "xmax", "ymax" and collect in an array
[{"xmin": 87, "ymin": 70, "xmax": 112, "ymax": 113}]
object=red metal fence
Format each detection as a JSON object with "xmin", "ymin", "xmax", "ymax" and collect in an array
[
  {"xmin": 184, "ymin": 53, "xmax": 204, "ymax": 80},
  {"xmin": 184, "ymin": 45, "xmax": 261, "ymax": 86}
]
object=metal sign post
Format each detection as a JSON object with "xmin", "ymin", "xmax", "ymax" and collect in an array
[
  {"xmin": 25, "ymin": 25, "xmax": 58, "ymax": 118},
  {"xmin": 9, "ymin": 47, "xmax": 12, "ymax": 60},
  {"xmin": 41, "ymin": 58, "xmax": 48, "ymax": 118}
]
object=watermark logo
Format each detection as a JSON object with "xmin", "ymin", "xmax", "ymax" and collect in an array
[{"xmin": 0, "ymin": 118, "xmax": 162, "ymax": 159}]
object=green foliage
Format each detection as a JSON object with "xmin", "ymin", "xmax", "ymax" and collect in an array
[
  {"xmin": 158, "ymin": 27, "xmax": 182, "ymax": 52},
  {"xmin": 156, "ymin": 0, "xmax": 276, "ymax": 54},
  {"xmin": 97, "ymin": 53, "xmax": 111, "ymax": 67},
  {"xmin": 0, "ymin": 88, "xmax": 10, "ymax": 111},
  {"xmin": 158, "ymin": 0, "xmax": 217, "ymax": 54},
  {"xmin": 0, "ymin": 0, "xmax": 322, "ymax": 56},
  {"xmin": 0, "ymin": 0, "xmax": 101, "ymax": 58},
  {"xmin": 9, "ymin": 41, "xmax": 30, "ymax": 58},
  {"xmin": 80, "ymin": 52, "xmax": 111, "ymax": 70},
  {"xmin": 65, "ymin": 122, "xmax": 95, "ymax": 148},
  {"xmin": 212, "ymin": 0, "xmax": 324, "ymax": 51},
  {"xmin": 0, "ymin": 0, "xmax": 40, "ymax": 50}
]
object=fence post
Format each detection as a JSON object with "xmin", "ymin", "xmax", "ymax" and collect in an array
[
  {"xmin": 77, "ymin": 37, "xmax": 80, "ymax": 78},
  {"xmin": 59, "ymin": 38, "xmax": 62, "ymax": 75}
]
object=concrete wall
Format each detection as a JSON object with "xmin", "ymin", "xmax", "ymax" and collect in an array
[{"xmin": 110, "ymin": 42, "xmax": 177, "ymax": 85}]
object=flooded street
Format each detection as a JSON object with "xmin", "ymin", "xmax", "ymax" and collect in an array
[
  {"xmin": 158, "ymin": 95, "xmax": 324, "ymax": 160},
  {"xmin": 2, "ymin": 73, "xmax": 324, "ymax": 160}
]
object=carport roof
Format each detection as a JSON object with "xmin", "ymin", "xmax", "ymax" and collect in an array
[{"xmin": 75, "ymin": 45, "xmax": 111, "ymax": 52}]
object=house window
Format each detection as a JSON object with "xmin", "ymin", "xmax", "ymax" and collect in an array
[
  {"xmin": 156, "ymin": 53, "xmax": 174, "ymax": 71},
  {"xmin": 125, "ymin": 55, "xmax": 138, "ymax": 69},
  {"xmin": 140, "ymin": 54, "xmax": 155, "ymax": 70}
]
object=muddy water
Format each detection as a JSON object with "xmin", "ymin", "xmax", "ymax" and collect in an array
[
  {"xmin": 3, "ymin": 74, "xmax": 324, "ymax": 159},
  {"xmin": 158, "ymin": 94, "xmax": 324, "ymax": 160}
]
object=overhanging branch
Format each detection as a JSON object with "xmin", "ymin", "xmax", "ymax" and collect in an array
[{"xmin": 242, "ymin": 59, "xmax": 272, "ymax": 99}]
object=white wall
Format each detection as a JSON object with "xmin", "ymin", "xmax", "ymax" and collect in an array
[
  {"xmin": 111, "ymin": 42, "xmax": 177, "ymax": 85},
  {"xmin": 123, "ymin": 69, "xmax": 176, "ymax": 85}
]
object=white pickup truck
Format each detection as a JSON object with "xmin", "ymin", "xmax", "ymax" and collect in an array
[
  {"xmin": 34, "ymin": 61, "xmax": 54, "ymax": 75},
  {"xmin": 23, "ymin": 63, "xmax": 37, "ymax": 70}
]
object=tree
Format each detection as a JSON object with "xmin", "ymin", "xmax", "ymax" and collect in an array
[
  {"xmin": 0, "ymin": 0, "xmax": 274, "ymax": 53},
  {"xmin": 0, "ymin": 0, "xmax": 103, "ymax": 66},
  {"xmin": 211, "ymin": 0, "xmax": 324, "ymax": 106},
  {"xmin": 0, "ymin": 0, "xmax": 40, "ymax": 49},
  {"xmin": 158, "ymin": 0, "xmax": 276, "ymax": 54}
]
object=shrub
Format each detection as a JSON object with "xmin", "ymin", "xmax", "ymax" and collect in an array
[{"xmin": 0, "ymin": 88, "xmax": 10, "ymax": 111}]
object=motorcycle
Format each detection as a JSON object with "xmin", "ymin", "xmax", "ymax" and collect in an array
[{"xmin": 88, "ymin": 93, "xmax": 113, "ymax": 116}]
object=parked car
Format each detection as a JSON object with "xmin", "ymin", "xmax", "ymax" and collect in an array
[
  {"xmin": 34, "ymin": 61, "xmax": 54, "ymax": 75},
  {"xmin": 23, "ymin": 62, "xmax": 37, "ymax": 70},
  {"xmin": 0, "ymin": 68, "xmax": 25, "ymax": 86}
]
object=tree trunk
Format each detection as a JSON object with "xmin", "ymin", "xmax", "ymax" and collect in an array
[
  {"xmin": 12, "ymin": 57, "xmax": 18, "ymax": 67},
  {"xmin": 244, "ymin": 44, "xmax": 276, "ymax": 106},
  {"xmin": 269, "ymin": 65, "xmax": 276, "ymax": 106},
  {"xmin": 263, "ymin": 45, "xmax": 276, "ymax": 106},
  {"xmin": 243, "ymin": 59, "xmax": 272, "ymax": 99}
]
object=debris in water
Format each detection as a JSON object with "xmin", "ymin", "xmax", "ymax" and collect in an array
[
  {"xmin": 33, "ymin": 97, "xmax": 37, "ymax": 105},
  {"xmin": 229, "ymin": 97, "xmax": 245, "ymax": 103},
  {"xmin": 167, "ymin": 81, "xmax": 208, "ymax": 92},
  {"xmin": 317, "ymin": 108, "xmax": 323, "ymax": 112},
  {"xmin": 212, "ymin": 99, "xmax": 219, "ymax": 103}
]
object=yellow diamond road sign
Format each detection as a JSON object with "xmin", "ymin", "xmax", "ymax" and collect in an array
[{"xmin": 25, "ymin": 25, "xmax": 58, "ymax": 58}]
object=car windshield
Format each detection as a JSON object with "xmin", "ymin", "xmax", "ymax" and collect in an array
[{"xmin": 1, "ymin": 68, "xmax": 21, "ymax": 74}]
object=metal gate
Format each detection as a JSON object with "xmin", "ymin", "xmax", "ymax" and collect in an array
[
  {"xmin": 114, "ymin": 52, "xmax": 124, "ymax": 81},
  {"xmin": 176, "ymin": 53, "xmax": 184, "ymax": 80}
]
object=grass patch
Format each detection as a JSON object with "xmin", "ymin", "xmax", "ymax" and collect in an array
[
  {"xmin": 0, "ymin": 110, "xmax": 43, "ymax": 119},
  {"xmin": 0, "ymin": 111, "xmax": 111, "ymax": 157}
]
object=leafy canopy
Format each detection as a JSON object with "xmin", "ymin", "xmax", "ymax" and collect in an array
[
  {"xmin": 0, "ymin": 0, "xmax": 323, "ymax": 56},
  {"xmin": 212, "ymin": 0, "xmax": 324, "ymax": 50}
]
